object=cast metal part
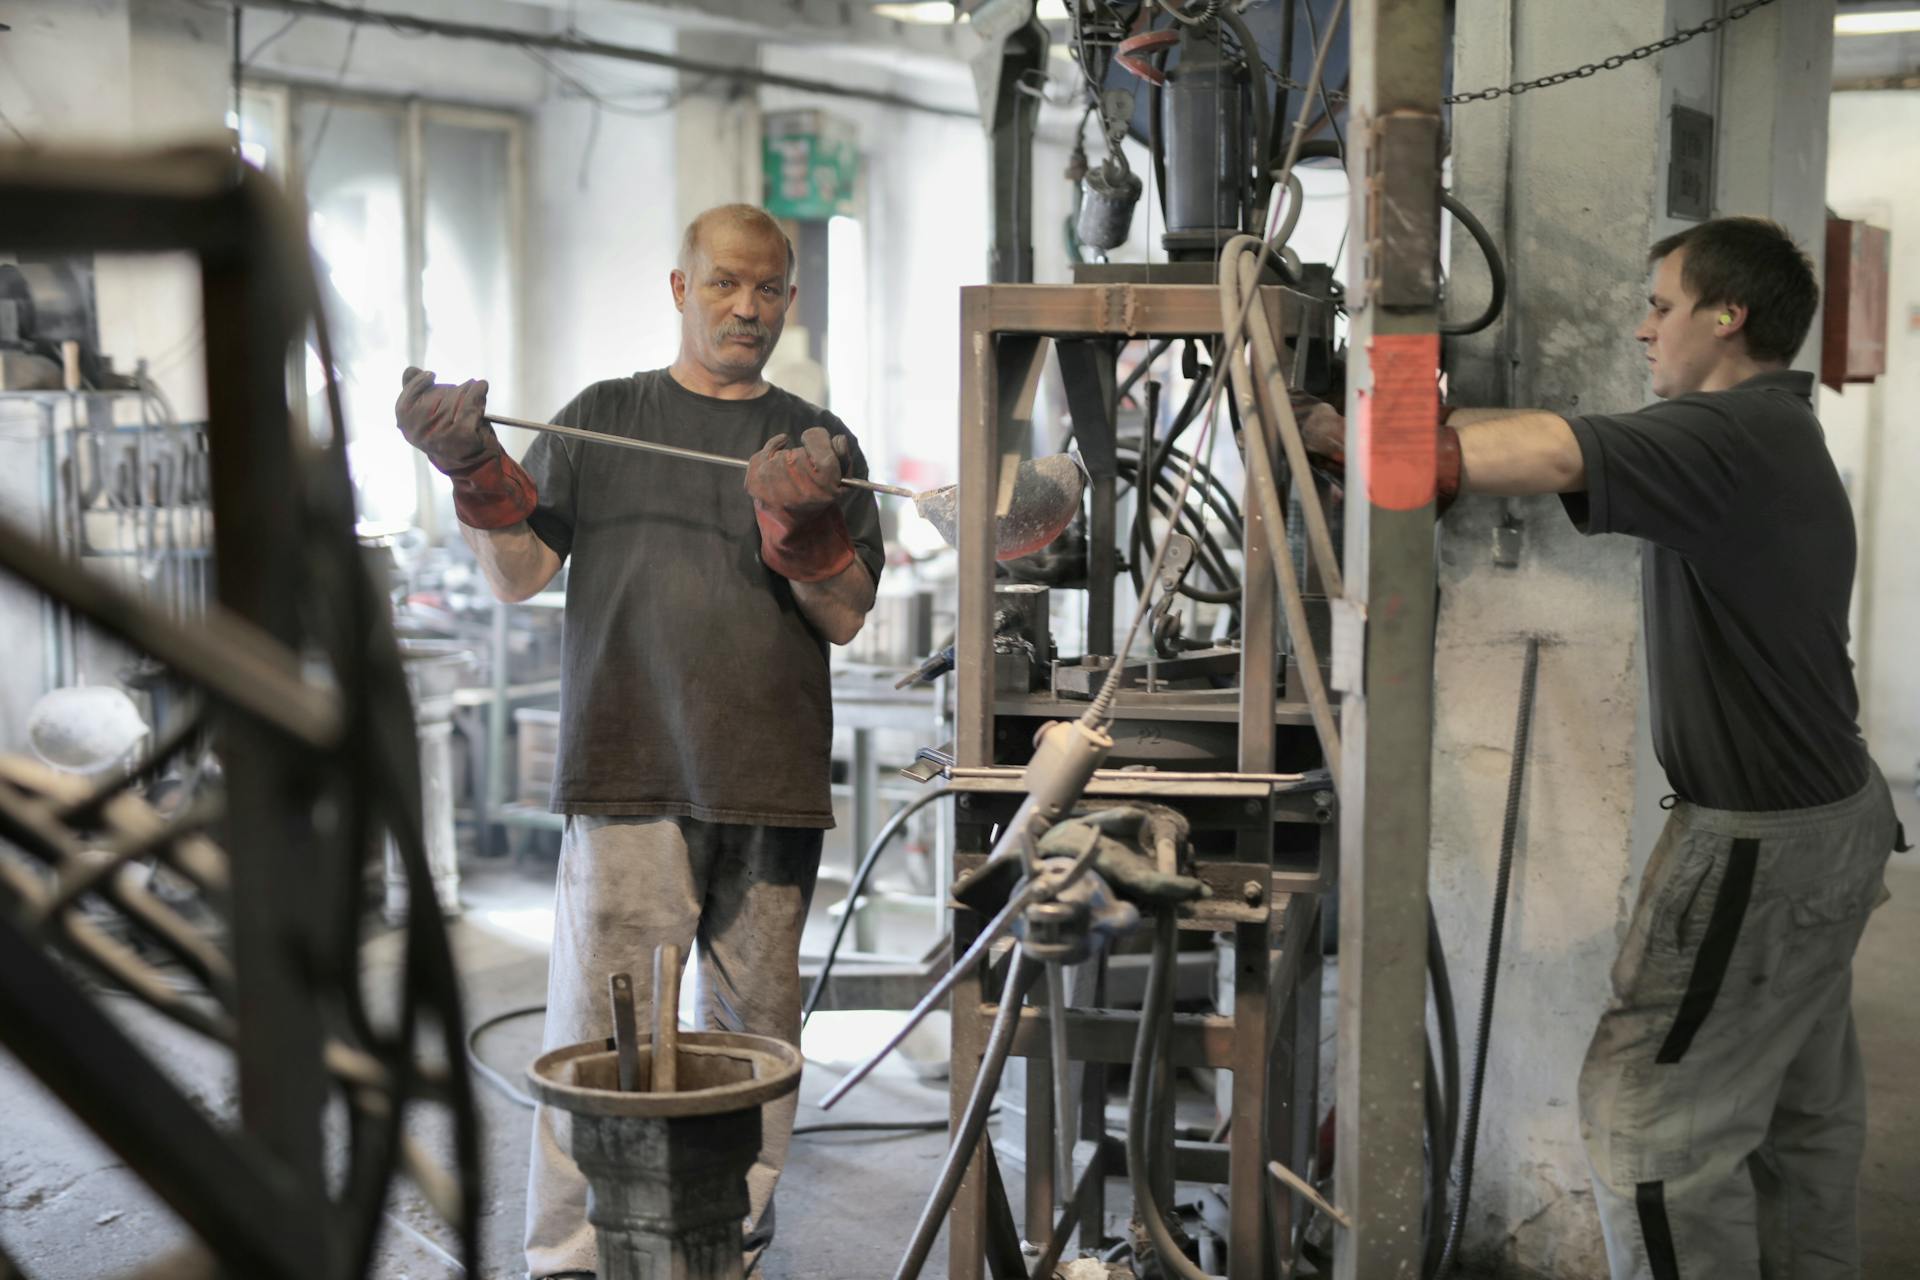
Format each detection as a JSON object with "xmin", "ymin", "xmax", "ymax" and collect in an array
[
  {"xmin": 1077, "ymin": 158, "xmax": 1143, "ymax": 252},
  {"xmin": 527, "ymin": 1009, "xmax": 803, "ymax": 1280}
]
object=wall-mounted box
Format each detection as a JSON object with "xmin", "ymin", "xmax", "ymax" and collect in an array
[{"xmin": 1822, "ymin": 217, "xmax": 1889, "ymax": 391}]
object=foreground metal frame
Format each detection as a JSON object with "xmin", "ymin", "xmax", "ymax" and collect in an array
[{"xmin": 0, "ymin": 149, "xmax": 479, "ymax": 1278}]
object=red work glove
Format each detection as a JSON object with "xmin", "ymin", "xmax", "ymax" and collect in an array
[
  {"xmin": 744, "ymin": 427, "xmax": 858, "ymax": 583},
  {"xmin": 395, "ymin": 367, "xmax": 537, "ymax": 529},
  {"xmin": 1287, "ymin": 390, "xmax": 1462, "ymax": 511}
]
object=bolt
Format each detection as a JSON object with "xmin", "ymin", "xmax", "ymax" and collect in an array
[
  {"xmin": 1242, "ymin": 880, "xmax": 1264, "ymax": 906},
  {"xmin": 1314, "ymin": 791, "xmax": 1334, "ymax": 809},
  {"xmin": 1244, "ymin": 799, "xmax": 1262, "ymax": 816},
  {"xmin": 957, "ymin": 795, "xmax": 972, "ymax": 810}
]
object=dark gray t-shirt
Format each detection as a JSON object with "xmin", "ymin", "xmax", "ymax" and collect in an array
[
  {"xmin": 1560, "ymin": 370, "xmax": 1870, "ymax": 811},
  {"xmin": 519, "ymin": 369, "xmax": 885, "ymax": 827}
]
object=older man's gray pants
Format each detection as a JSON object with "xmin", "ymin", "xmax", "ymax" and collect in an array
[
  {"xmin": 1579, "ymin": 779, "xmax": 1899, "ymax": 1280},
  {"xmin": 523, "ymin": 815, "xmax": 822, "ymax": 1279}
]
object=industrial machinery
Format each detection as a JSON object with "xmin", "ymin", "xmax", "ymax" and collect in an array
[
  {"xmin": 812, "ymin": 2, "xmax": 1469, "ymax": 1277},
  {"xmin": 0, "ymin": 150, "xmax": 481, "ymax": 1279}
]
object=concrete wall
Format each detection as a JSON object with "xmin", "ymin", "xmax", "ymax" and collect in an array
[
  {"xmin": 1828, "ymin": 90, "xmax": 1920, "ymax": 782},
  {"xmin": 1435, "ymin": 0, "xmax": 1835, "ymax": 1273}
]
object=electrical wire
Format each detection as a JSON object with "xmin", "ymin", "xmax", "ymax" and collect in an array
[
  {"xmin": 300, "ymin": 0, "xmax": 367, "ymax": 166},
  {"xmin": 801, "ymin": 787, "xmax": 951, "ymax": 1027}
]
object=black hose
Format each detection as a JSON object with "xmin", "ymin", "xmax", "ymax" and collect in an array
[
  {"xmin": 1121, "ymin": 464, "xmax": 1243, "ymax": 600},
  {"xmin": 1428, "ymin": 901, "xmax": 1461, "ymax": 1197},
  {"xmin": 1437, "ymin": 636, "xmax": 1540, "ymax": 1272},
  {"xmin": 1126, "ymin": 912, "xmax": 1211, "ymax": 1280},
  {"xmin": 801, "ymin": 787, "xmax": 952, "ymax": 1027},
  {"xmin": 1439, "ymin": 191, "xmax": 1507, "ymax": 337},
  {"xmin": 894, "ymin": 950, "xmax": 1040, "ymax": 1280},
  {"xmin": 1116, "ymin": 337, "xmax": 1177, "ymax": 408}
]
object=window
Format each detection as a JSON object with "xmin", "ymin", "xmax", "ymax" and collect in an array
[{"xmin": 237, "ymin": 84, "xmax": 523, "ymax": 531}]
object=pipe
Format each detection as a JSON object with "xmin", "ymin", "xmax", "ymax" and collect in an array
[
  {"xmin": 893, "ymin": 950, "xmax": 1041, "ymax": 1280},
  {"xmin": 1218, "ymin": 239, "xmax": 1342, "ymax": 787},
  {"xmin": 1437, "ymin": 636, "xmax": 1540, "ymax": 1272}
]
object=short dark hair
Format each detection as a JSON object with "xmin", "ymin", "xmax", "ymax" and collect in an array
[{"xmin": 1648, "ymin": 217, "xmax": 1819, "ymax": 364}]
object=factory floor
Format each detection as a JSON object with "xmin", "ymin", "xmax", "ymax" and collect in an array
[{"xmin": 1, "ymin": 784, "xmax": 1916, "ymax": 1279}]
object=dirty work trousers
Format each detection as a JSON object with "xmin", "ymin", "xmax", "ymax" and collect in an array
[
  {"xmin": 1579, "ymin": 777, "xmax": 1900, "ymax": 1280},
  {"xmin": 524, "ymin": 815, "xmax": 822, "ymax": 1279}
]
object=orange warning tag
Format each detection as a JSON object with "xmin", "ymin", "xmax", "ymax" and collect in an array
[{"xmin": 1355, "ymin": 333, "xmax": 1441, "ymax": 511}]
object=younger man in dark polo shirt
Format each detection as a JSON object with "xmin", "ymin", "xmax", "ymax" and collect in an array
[{"xmin": 1299, "ymin": 216, "xmax": 1902, "ymax": 1279}]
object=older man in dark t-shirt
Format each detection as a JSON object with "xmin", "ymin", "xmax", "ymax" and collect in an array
[
  {"xmin": 393, "ymin": 204, "xmax": 883, "ymax": 1279},
  {"xmin": 1300, "ymin": 217, "xmax": 1902, "ymax": 1279}
]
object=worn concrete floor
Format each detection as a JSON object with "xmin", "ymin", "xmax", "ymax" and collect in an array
[{"xmin": 2, "ymin": 784, "xmax": 1916, "ymax": 1278}]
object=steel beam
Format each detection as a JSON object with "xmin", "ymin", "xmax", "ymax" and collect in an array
[{"xmin": 1334, "ymin": 1, "xmax": 1447, "ymax": 1277}]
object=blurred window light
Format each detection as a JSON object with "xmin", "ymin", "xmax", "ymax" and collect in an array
[{"xmin": 1835, "ymin": 8, "xmax": 1920, "ymax": 34}]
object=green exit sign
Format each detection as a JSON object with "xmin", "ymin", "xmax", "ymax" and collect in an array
[{"xmin": 763, "ymin": 110, "xmax": 860, "ymax": 219}]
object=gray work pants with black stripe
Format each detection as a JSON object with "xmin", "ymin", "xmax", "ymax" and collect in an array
[
  {"xmin": 523, "ymin": 815, "xmax": 822, "ymax": 1279},
  {"xmin": 1579, "ymin": 777, "xmax": 1900, "ymax": 1280}
]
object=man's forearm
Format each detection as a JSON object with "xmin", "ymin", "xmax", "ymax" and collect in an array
[
  {"xmin": 460, "ymin": 520, "xmax": 562, "ymax": 602},
  {"xmin": 792, "ymin": 558, "xmax": 875, "ymax": 646},
  {"xmin": 1451, "ymin": 408, "xmax": 1586, "ymax": 496}
]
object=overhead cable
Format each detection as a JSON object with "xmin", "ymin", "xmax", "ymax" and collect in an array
[{"xmin": 229, "ymin": 0, "xmax": 978, "ymax": 120}]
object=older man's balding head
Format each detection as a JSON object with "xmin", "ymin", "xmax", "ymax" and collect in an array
[{"xmin": 677, "ymin": 204, "xmax": 796, "ymax": 285}]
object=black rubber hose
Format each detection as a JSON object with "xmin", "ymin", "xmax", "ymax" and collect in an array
[
  {"xmin": 801, "ymin": 787, "xmax": 952, "ymax": 1027},
  {"xmin": 1116, "ymin": 337, "xmax": 1177, "ymax": 408},
  {"xmin": 1124, "ymin": 463, "xmax": 1242, "ymax": 578},
  {"xmin": 1127, "ymin": 911, "xmax": 1211, "ymax": 1280},
  {"xmin": 1439, "ymin": 190, "xmax": 1507, "ymax": 337},
  {"xmin": 1437, "ymin": 636, "xmax": 1541, "ymax": 1273},
  {"xmin": 1121, "ymin": 469, "xmax": 1243, "ymax": 603},
  {"xmin": 1429, "ymin": 901, "xmax": 1461, "ymax": 1195},
  {"xmin": 893, "ymin": 950, "xmax": 1041, "ymax": 1280}
]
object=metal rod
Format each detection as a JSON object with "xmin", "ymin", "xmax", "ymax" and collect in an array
[
  {"xmin": 822, "ymin": 830, "xmax": 1107, "ymax": 1111},
  {"xmin": 893, "ymin": 950, "xmax": 1040, "ymax": 1280},
  {"xmin": 1269, "ymin": 1159, "xmax": 1351, "ymax": 1230},
  {"xmin": 818, "ymin": 881, "xmax": 1040, "ymax": 1110},
  {"xmin": 609, "ymin": 972, "xmax": 639, "ymax": 1093},
  {"xmin": 485, "ymin": 413, "xmax": 917, "ymax": 499},
  {"xmin": 1046, "ymin": 960, "xmax": 1075, "ymax": 1205}
]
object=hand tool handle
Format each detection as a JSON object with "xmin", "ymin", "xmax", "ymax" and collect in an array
[
  {"xmin": 652, "ymin": 943, "xmax": 681, "ymax": 1094},
  {"xmin": 485, "ymin": 412, "xmax": 916, "ymax": 499},
  {"xmin": 608, "ymin": 972, "xmax": 640, "ymax": 1092}
]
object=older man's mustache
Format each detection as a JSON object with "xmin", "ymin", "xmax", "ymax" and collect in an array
[{"xmin": 717, "ymin": 320, "xmax": 770, "ymax": 343}]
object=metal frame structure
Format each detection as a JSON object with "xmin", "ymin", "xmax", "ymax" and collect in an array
[
  {"xmin": 944, "ymin": 282, "xmax": 1337, "ymax": 1279},
  {"xmin": 1333, "ymin": 0, "xmax": 1447, "ymax": 1275},
  {"xmin": 0, "ymin": 147, "xmax": 479, "ymax": 1278}
]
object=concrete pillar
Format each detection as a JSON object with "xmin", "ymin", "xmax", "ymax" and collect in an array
[
  {"xmin": 1435, "ymin": 2, "xmax": 1835, "ymax": 1274},
  {"xmin": 673, "ymin": 32, "xmax": 763, "ymax": 232}
]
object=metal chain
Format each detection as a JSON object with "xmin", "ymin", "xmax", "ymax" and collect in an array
[{"xmin": 1255, "ymin": 0, "xmax": 1779, "ymax": 106}]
